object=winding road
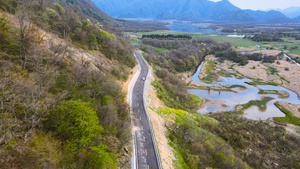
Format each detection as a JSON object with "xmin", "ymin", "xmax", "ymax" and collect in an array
[{"xmin": 132, "ymin": 50, "xmax": 161, "ymax": 169}]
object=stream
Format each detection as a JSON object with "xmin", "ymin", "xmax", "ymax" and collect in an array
[{"xmin": 188, "ymin": 62, "xmax": 300, "ymax": 120}]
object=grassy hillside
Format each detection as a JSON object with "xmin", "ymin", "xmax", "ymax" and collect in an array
[{"xmin": 0, "ymin": 0, "xmax": 135, "ymax": 168}]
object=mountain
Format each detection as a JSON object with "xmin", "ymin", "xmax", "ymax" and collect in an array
[
  {"xmin": 244, "ymin": 10, "xmax": 288, "ymax": 22},
  {"xmin": 92, "ymin": 0, "xmax": 290, "ymax": 23},
  {"xmin": 276, "ymin": 6, "xmax": 300, "ymax": 18},
  {"xmin": 294, "ymin": 15, "xmax": 300, "ymax": 21},
  {"xmin": 92, "ymin": 0, "xmax": 249, "ymax": 21}
]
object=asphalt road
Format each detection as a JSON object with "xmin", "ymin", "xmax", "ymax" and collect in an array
[{"xmin": 132, "ymin": 50, "xmax": 160, "ymax": 169}]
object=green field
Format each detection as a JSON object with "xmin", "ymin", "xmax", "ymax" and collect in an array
[
  {"xmin": 132, "ymin": 31, "xmax": 257, "ymax": 48},
  {"xmin": 131, "ymin": 30, "xmax": 300, "ymax": 57}
]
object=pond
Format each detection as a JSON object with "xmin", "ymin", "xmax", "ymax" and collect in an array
[
  {"xmin": 188, "ymin": 62, "xmax": 300, "ymax": 120},
  {"xmin": 210, "ymin": 34, "xmax": 245, "ymax": 38},
  {"xmin": 166, "ymin": 24, "xmax": 222, "ymax": 33}
]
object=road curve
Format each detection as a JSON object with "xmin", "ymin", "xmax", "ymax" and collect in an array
[{"xmin": 132, "ymin": 50, "xmax": 161, "ymax": 169}]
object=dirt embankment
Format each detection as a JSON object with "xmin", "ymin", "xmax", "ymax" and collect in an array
[{"xmin": 144, "ymin": 67, "xmax": 175, "ymax": 169}]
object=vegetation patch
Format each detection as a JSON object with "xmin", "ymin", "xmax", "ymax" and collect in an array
[
  {"xmin": 228, "ymin": 85, "xmax": 247, "ymax": 90},
  {"xmin": 267, "ymin": 81, "xmax": 280, "ymax": 86},
  {"xmin": 162, "ymin": 107, "xmax": 247, "ymax": 169},
  {"xmin": 274, "ymin": 102, "xmax": 300, "ymax": 126},
  {"xmin": 267, "ymin": 67, "xmax": 278, "ymax": 75},
  {"xmin": 229, "ymin": 64, "xmax": 236, "ymax": 69},
  {"xmin": 0, "ymin": 1, "xmax": 135, "ymax": 167},
  {"xmin": 203, "ymin": 113, "xmax": 300, "ymax": 169},
  {"xmin": 204, "ymin": 60, "xmax": 216, "ymax": 74},
  {"xmin": 279, "ymin": 76, "xmax": 291, "ymax": 84},
  {"xmin": 154, "ymin": 47, "xmax": 167, "ymax": 51},
  {"xmin": 236, "ymin": 97, "xmax": 274, "ymax": 112},
  {"xmin": 201, "ymin": 72, "xmax": 219, "ymax": 84},
  {"xmin": 245, "ymin": 81, "xmax": 256, "ymax": 86},
  {"xmin": 152, "ymin": 80, "xmax": 203, "ymax": 112},
  {"xmin": 258, "ymin": 90, "xmax": 290, "ymax": 99},
  {"xmin": 217, "ymin": 70, "xmax": 232, "ymax": 77}
]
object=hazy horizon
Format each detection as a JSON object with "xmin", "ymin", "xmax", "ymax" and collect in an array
[{"xmin": 210, "ymin": 0, "xmax": 300, "ymax": 10}]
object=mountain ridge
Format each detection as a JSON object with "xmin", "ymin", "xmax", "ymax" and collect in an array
[
  {"xmin": 274, "ymin": 6, "xmax": 300, "ymax": 18},
  {"xmin": 92, "ymin": 0, "xmax": 292, "ymax": 23}
]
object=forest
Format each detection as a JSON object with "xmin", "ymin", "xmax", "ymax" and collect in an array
[
  {"xmin": 165, "ymin": 110, "xmax": 300, "ymax": 169},
  {"xmin": 0, "ymin": 0, "xmax": 135, "ymax": 168},
  {"xmin": 215, "ymin": 50, "xmax": 283, "ymax": 65},
  {"xmin": 142, "ymin": 34, "xmax": 192, "ymax": 40}
]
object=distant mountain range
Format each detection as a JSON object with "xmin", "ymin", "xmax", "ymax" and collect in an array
[
  {"xmin": 274, "ymin": 7, "xmax": 300, "ymax": 19},
  {"xmin": 92, "ymin": 0, "xmax": 297, "ymax": 23}
]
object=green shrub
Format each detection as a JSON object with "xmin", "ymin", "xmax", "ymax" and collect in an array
[
  {"xmin": 46, "ymin": 100, "xmax": 103, "ymax": 152},
  {"xmin": 267, "ymin": 81, "xmax": 279, "ymax": 86},
  {"xmin": 46, "ymin": 8, "xmax": 59, "ymax": 19},
  {"xmin": 53, "ymin": 3, "xmax": 65, "ymax": 14},
  {"xmin": 245, "ymin": 82, "xmax": 256, "ymax": 86},
  {"xmin": 81, "ymin": 19, "xmax": 90, "ymax": 30}
]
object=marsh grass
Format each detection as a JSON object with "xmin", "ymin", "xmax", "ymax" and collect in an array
[
  {"xmin": 274, "ymin": 102, "xmax": 300, "ymax": 126},
  {"xmin": 236, "ymin": 97, "xmax": 274, "ymax": 112}
]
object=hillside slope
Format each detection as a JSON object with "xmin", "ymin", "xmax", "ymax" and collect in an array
[{"xmin": 0, "ymin": 0, "xmax": 137, "ymax": 168}]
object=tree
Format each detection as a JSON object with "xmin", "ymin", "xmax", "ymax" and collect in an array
[
  {"xmin": 45, "ymin": 100, "xmax": 103, "ymax": 152},
  {"xmin": 17, "ymin": 0, "xmax": 33, "ymax": 70}
]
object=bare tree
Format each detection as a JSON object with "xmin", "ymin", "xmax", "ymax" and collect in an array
[{"xmin": 18, "ymin": 0, "xmax": 33, "ymax": 70}]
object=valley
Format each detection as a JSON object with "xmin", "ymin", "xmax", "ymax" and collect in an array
[
  {"xmin": 129, "ymin": 22, "xmax": 300, "ymax": 168},
  {"xmin": 1, "ymin": 0, "xmax": 300, "ymax": 169}
]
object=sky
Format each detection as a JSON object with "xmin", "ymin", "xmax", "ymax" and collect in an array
[{"xmin": 210, "ymin": 0, "xmax": 300, "ymax": 10}]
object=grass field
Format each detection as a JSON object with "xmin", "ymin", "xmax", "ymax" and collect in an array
[
  {"xmin": 131, "ymin": 30, "xmax": 300, "ymax": 57},
  {"xmin": 132, "ymin": 31, "xmax": 258, "ymax": 48}
]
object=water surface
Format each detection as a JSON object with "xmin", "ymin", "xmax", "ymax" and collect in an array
[
  {"xmin": 188, "ymin": 62, "xmax": 300, "ymax": 120},
  {"xmin": 166, "ymin": 24, "xmax": 222, "ymax": 34}
]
